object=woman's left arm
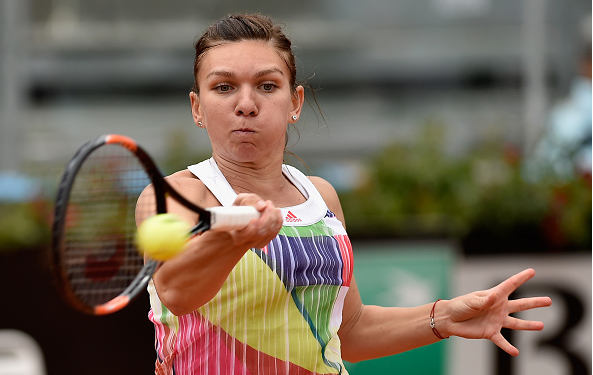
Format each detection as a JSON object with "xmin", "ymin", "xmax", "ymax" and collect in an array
[
  {"xmin": 338, "ymin": 276, "xmax": 441, "ymax": 362},
  {"xmin": 310, "ymin": 176, "xmax": 553, "ymax": 362},
  {"xmin": 338, "ymin": 269, "xmax": 552, "ymax": 362}
]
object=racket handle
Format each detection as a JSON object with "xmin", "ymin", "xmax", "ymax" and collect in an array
[{"xmin": 207, "ymin": 206, "xmax": 260, "ymax": 231}]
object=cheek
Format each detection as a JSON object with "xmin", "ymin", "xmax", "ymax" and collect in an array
[
  {"xmin": 200, "ymin": 100, "xmax": 229, "ymax": 121},
  {"xmin": 267, "ymin": 97, "xmax": 293, "ymax": 120},
  {"xmin": 271, "ymin": 125, "xmax": 288, "ymax": 146}
]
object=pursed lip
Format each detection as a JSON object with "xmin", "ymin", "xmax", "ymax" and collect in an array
[{"xmin": 232, "ymin": 127, "xmax": 257, "ymax": 135}]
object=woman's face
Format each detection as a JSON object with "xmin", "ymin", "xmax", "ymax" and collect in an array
[{"xmin": 190, "ymin": 40, "xmax": 304, "ymax": 165}]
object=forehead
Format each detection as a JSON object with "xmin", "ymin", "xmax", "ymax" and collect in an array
[{"xmin": 198, "ymin": 40, "xmax": 290, "ymax": 78}]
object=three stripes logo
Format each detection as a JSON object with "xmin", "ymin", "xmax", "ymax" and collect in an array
[{"xmin": 285, "ymin": 211, "xmax": 302, "ymax": 223}]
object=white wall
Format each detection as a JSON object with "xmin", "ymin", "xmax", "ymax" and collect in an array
[{"xmin": 449, "ymin": 254, "xmax": 591, "ymax": 375}]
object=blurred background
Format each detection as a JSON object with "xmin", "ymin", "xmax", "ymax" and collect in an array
[{"xmin": 0, "ymin": 0, "xmax": 590, "ymax": 374}]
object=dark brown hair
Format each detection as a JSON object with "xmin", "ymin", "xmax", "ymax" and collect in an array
[
  {"xmin": 191, "ymin": 14, "xmax": 297, "ymax": 93},
  {"xmin": 191, "ymin": 14, "xmax": 322, "ymax": 167}
]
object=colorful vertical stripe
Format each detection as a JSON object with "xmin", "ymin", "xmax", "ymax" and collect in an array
[
  {"xmin": 149, "ymin": 160, "xmax": 354, "ymax": 374},
  {"xmin": 149, "ymin": 212, "xmax": 353, "ymax": 374}
]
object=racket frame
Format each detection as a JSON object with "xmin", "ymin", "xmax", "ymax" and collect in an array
[{"xmin": 52, "ymin": 134, "xmax": 213, "ymax": 315}]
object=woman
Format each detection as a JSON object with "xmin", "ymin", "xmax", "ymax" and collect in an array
[{"xmin": 140, "ymin": 13, "xmax": 552, "ymax": 375}]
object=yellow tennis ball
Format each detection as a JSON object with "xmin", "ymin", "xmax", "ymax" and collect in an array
[{"xmin": 136, "ymin": 213, "xmax": 191, "ymax": 261}]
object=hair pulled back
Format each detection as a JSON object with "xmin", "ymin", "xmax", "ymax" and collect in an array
[{"xmin": 191, "ymin": 14, "xmax": 297, "ymax": 93}]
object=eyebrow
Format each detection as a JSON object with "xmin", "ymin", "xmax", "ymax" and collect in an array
[
  {"xmin": 254, "ymin": 68, "xmax": 285, "ymax": 78},
  {"xmin": 205, "ymin": 68, "xmax": 285, "ymax": 80}
]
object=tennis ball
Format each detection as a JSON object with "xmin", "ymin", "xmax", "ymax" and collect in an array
[{"xmin": 136, "ymin": 213, "xmax": 191, "ymax": 261}]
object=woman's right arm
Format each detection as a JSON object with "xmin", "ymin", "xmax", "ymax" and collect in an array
[{"xmin": 136, "ymin": 173, "xmax": 282, "ymax": 316}]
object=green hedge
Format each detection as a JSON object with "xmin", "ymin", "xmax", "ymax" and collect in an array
[
  {"xmin": 0, "ymin": 200, "xmax": 52, "ymax": 251},
  {"xmin": 339, "ymin": 125, "xmax": 591, "ymax": 253}
]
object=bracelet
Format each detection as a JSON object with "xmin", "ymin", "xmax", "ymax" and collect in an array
[{"xmin": 430, "ymin": 299, "xmax": 448, "ymax": 340}]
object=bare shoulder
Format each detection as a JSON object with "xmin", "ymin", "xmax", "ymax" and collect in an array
[
  {"xmin": 165, "ymin": 169, "xmax": 218, "ymax": 207},
  {"xmin": 165, "ymin": 169, "xmax": 203, "ymax": 190},
  {"xmin": 136, "ymin": 169, "xmax": 218, "ymax": 217},
  {"xmin": 308, "ymin": 176, "xmax": 338, "ymax": 198}
]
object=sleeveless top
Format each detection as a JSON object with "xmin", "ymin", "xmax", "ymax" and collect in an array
[{"xmin": 148, "ymin": 158, "xmax": 354, "ymax": 375}]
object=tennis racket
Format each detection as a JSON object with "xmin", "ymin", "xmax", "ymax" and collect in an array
[{"xmin": 51, "ymin": 134, "xmax": 259, "ymax": 316}]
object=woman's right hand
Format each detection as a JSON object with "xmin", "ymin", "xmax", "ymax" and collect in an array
[
  {"xmin": 152, "ymin": 193, "xmax": 283, "ymax": 315},
  {"xmin": 226, "ymin": 193, "xmax": 283, "ymax": 249}
]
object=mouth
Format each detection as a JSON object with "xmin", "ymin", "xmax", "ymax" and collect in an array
[{"xmin": 232, "ymin": 128, "xmax": 256, "ymax": 135}]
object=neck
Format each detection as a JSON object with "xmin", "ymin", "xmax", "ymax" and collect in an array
[
  {"xmin": 211, "ymin": 154, "xmax": 306, "ymax": 207},
  {"xmin": 212, "ymin": 154, "xmax": 294, "ymax": 201}
]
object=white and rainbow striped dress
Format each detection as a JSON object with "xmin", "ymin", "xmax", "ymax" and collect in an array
[{"xmin": 148, "ymin": 158, "xmax": 354, "ymax": 375}]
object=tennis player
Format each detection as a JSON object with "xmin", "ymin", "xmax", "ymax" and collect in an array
[{"xmin": 144, "ymin": 13, "xmax": 552, "ymax": 375}]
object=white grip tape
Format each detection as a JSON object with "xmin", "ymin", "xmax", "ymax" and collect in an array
[{"xmin": 207, "ymin": 206, "xmax": 260, "ymax": 231}]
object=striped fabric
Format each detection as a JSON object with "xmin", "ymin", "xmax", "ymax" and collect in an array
[{"xmin": 147, "ymin": 160, "xmax": 354, "ymax": 375}]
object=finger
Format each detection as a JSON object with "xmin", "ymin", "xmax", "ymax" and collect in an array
[
  {"xmin": 496, "ymin": 268, "xmax": 536, "ymax": 296},
  {"xmin": 257, "ymin": 201, "xmax": 282, "ymax": 224},
  {"xmin": 250, "ymin": 199, "xmax": 267, "ymax": 212},
  {"xmin": 251, "ymin": 202, "xmax": 282, "ymax": 239},
  {"xmin": 490, "ymin": 332, "xmax": 520, "ymax": 357},
  {"xmin": 233, "ymin": 193, "xmax": 254, "ymax": 205},
  {"xmin": 508, "ymin": 296, "xmax": 552, "ymax": 314},
  {"xmin": 504, "ymin": 316, "xmax": 545, "ymax": 331},
  {"xmin": 233, "ymin": 193, "xmax": 266, "ymax": 210}
]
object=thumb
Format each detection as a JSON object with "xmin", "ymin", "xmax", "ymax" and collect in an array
[{"xmin": 477, "ymin": 292, "xmax": 498, "ymax": 311}]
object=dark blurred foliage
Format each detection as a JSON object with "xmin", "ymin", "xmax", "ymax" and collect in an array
[
  {"xmin": 339, "ymin": 122, "xmax": 591, "ymax": 254},
  {"xmin": 0, "ymin": 198, "xmax": 52, "ymax": 251},
  {"xmin": 1, "ymin": 124, "xmax": 590, "ymax": 254}
]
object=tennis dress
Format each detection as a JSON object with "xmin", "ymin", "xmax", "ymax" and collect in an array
[{"xmin": 148, "ymin": 158, "xmax": 354, "ymax": 375}]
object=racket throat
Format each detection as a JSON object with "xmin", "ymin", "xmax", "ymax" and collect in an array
[{"xmin": 190, "ymin": 211, "xmax": 212, "ymax": 235}]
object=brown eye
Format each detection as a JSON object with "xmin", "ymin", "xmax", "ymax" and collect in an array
[{"xmin": 262, "ymin": 83, "xmax": 275, "ymax": 91}]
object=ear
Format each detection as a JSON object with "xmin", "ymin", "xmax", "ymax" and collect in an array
[
  {"xmin": 288, "ymin": 85, "xmax": 305, "ymax": 123},
  {"xmin": 189, "ymin": 91, "xmax": 203, "ymax": 127}
]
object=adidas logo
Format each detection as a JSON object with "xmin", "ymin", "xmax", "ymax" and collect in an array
[{"xmin": 285, "ymin": 211, "xmax": 302, "ymax": 223}]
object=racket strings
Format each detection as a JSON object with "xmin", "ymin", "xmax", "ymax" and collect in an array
[{"xmin": 61, "ymin": 145, "xmax": 155, "ymax": 307}]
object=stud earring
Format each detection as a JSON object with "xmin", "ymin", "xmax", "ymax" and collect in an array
[
  {"xmin": 198, "ymin": 121, "xmax": 203, "ymax": 127},
  {"xmin": 292, "ymin": 115, "xmax": 298, "ymax": 121}
]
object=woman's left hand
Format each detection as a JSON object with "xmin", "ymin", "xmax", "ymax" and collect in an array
[{"xmin": 440, "ymin": 268, "xmax": 552, "ymax": 356}]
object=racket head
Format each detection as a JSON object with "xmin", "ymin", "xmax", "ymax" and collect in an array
[{"xmin": 52, "ymin": 134, "xmax": 165, "ymax": 315}]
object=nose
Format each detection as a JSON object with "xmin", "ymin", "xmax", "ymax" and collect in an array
[{"xmin": 235, "ymin": 87, "xmax": 258, "ymax": 117}]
